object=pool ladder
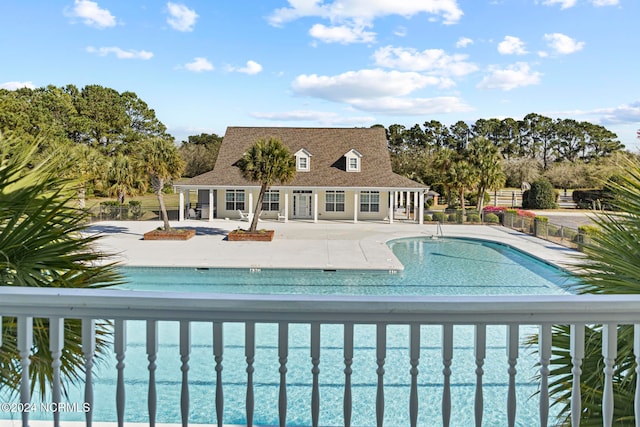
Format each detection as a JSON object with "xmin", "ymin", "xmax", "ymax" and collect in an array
[{"xmin": 433, "ymin": 222, "xmax": 444, "ymax": 240}]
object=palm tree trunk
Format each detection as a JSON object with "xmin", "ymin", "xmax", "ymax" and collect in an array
[
  {"xmin": 249, "ymin": 184, "xmax": 267, "ymax": 232},
  {"xmin": 152, "ymin": 176, "xmax": 170, "ymax": 231},
  {"xmin": 459, "ymin": 188, "xmax": 466, "ymax": 222}
]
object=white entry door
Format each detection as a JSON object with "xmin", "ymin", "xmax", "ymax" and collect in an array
[{"xmin": 293, "ymin": 192, "xmax": 312, "ymax": 218}]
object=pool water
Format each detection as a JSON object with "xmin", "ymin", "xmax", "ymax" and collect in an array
[
  {"xmin": 117, "ymin": 237, "xmax": 577, "ymax": 296},
  {"xmin": 16, "ymin": 238, "xmax": 574, "ymax": 426}
]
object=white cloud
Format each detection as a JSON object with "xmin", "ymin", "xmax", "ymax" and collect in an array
[
  {"xmin": 268, "ymin": 0, "xmax": 464, "ymax": 27},
  {"xmin": 373, "ymin": 46, "xmax": 478, "ymax": 77},
  {"xmin": 542, "ymin": 0, "xmax": 578, "ymax": 9},
  {"xmin": 593, "ymin": 101, "xmax": 640, "ymax": 124},
  {"xmin": 477, "ymin": 62, "xmax": 542, "ymax": 91},
  {"xmin": 166, "ymin": 2, "xmax": 198, "ymax": 32},
  {"xmin": 348, "ymin": 96, "xmax": 473, "ymax": 115},
  {"xmin": 184, "ymin": 57, "xmax": 213, "ymax": 72},
  {"xmin": 0, "ymin": 81, "xmax": 36, "ymax": 90},
  {"xmin": 292, "ymin": 69, "xmax": 444, "ymax": 102},
  {"xmin": 309, "ymin": 23, "xmax": 376, "ymax": 44},
  {"xmin": 394, "ymin": 26, "xmax": 407, "ymax": 37},
  {"xmin": 498, "ymin": 36, "xmax": 527, "ymax": 55},
  {"xmin": 250, "ymin": 110, "xmax": 375, "ymax": 125},
  {"xmin": 66, "ymin": 0, "xmax": 116, "ymax": 28},
  {"xmin": 591, "ymin": 0, "xmax": 619, "ymax": 5},
  {"xmin": 86, "ymin": 46, "xmax": 153, "ymax": 60},
  {"xmin": 544, "ymin": 33, "xmax": 585, "ymax": 55},
  {"xmin": 227, "ymin": 60, "xmax": 263, "ymax": 75},
  {"xmin": 456, "ymin": 37, "xmax": 473, "ymax": 48}
]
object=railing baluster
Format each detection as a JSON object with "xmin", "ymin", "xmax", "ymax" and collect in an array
[
  {"xmin": 506, "ymin": 324, "xmax": 519, "ymax": 427},
  {"xmin": 376, "ymin": 323, "xmax": 386, "ymax": 427},
  {"xmin": 539, "ymin": 324, "xmax": 552, "ymax": 427},
  {"xmin": 114, "ymin": 319, "xmax": 126, "ymax": 427},
  {"xmin": 180, "ymin": 320, "xmax": 191, "ymax": 427},
  {"xmin": 310, "ymin": 322, "xmax": 321, "ymax": 427},
  {"xmin": 49, "ymin": 317, "xmax": 64, "ymax": 427},
  {"xmin": 82, "ymin": 319, "xmax": 96, "ymax": 427},
  {"xmin": 0, "ymin": 315, "xmax": 3, "ymax": 347},
  {"xmin": 278, "ymin": 322, "xmax": 288, "ymax": 427},
  {"xmin": 442, "ymin": 324, "xmax": 453, "ymax": 427},
  {"xmin": 213, "ymin": 321, "xmax": 224, "ymax": 427},
  {"xmin": 18, "ymin": 316, "xmax": 33, "ymax": 427},
  {"xmin": 409, "ymin": 324, "xmax": 420, "ymax": 427},
  {"xmin": 474, "ymin": 324, "xmax": 486, "ymax": 427},
  {"xmin": 245, "ymin": 322, "xmax": 255, "ymax": 427},
  {"xmin": 602, "ymin": 323, "xmax": 618, "ymax": 427},
  {"xmin": 343, "ymin": 322, "xmax": 354, "ymax": 427},
  {"xmin": 570, "ymin": 324, "xmax": 585, "ymax": 427},
  {"xmin": 146, "ymin": 320, "xmax": 158, "ymax": 427},
  {"xmin": 634, "ymin": 324, "xmax": 640, "ymax": 427}
]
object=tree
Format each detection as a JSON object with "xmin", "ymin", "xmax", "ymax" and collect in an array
[
  {"xmin": 106, "ymin": 152, "xmax": 145, "ymax": 204},
  {"xmin": 237, "ymin": 138, "xmax": 296, "ymax": 232},
  {"xmin": 468, "ymin": 137, "xmax": 506, "ymax": 211},
  {"xmin": 522, "ymin": 178, "xmax": 557, "ymax": 209},
  {"xmin": 179, "ymin": 133, "xmax": 224, "ymax": 177},
  {"xmin": 0, "ymin": 132, "xmax": 122, "ymax": 398},
  {"xmin": 542, "ymin": 159, "xmax": 640, "ymax": 425},
  {"xmin": 139, "ymin": 138, "xmax": 185, "ymax": 231}
]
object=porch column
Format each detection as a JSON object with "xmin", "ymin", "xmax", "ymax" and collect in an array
[
  {"xmin": 313, "ymin": 192, "xmax": 318, "ymax": 223},
  {"xmin": 413, "ymin": 192, "xmax": 418, "ymax": 221},
  {"xmin": 178, "ymin": 191, "xmax": 185, "ymax": 222},
  {"xmin": 185, "ymin": 190, "xmax": 191, "ymax": 217},
  {"xmin": 406, "ymin": 191, "xmax": 411, "ymax": 219},
  {"xmin": 248, "ymin": 191, "xmax": 253, "ymax": 216},
  {"xmin": 418, "ymin": 191, "xmax": 424, "ymax": 225},
  {"xmin": 208, "ymin": 189, "xmax": 214, "ymax": 221},
  {"xmin": 353, "ymin": 192, "xmax": 358, "ymax": 224},
  {"xmin": 284, "ymin": 192, "xmax": 289, "ymax": 223},
  {"xmin": 389, "ymin": 191, "xmax": 395, "ymax": 224}
]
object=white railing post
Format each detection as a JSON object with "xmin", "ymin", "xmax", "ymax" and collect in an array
[
  {"xmin": 18, "ymin": 316, "xmax": 33, "ymax": 427},
  {"xmin": 506, "ymin": 324, "xmax": 519, "ymax": 427},
  {"xmin": 442, "ymin": 324, "xmax": 453, "ymax": 427},
  {"xmin": 376, "ymin": 323, "xmax": 386, "ymax": 427},
  {"xmin": 245, "ymin": 322, "xmax": 255, "ymax": 427},
  {"xmin": 114, "ymin": 319, "xmax": 126, "ymax": 427},
  {"xmin": 602, "ymin": 323, "xmax": 618, "ymax": 427},
  {"xmin": 474, "ymin": 324, "xmax": 486, "ymax": 427},
  {"xmin": 146, "ymin": 320, "xmax": 158, "ymax": 427},
  {"xmin": 539, "ymin": 324, "xmax": 552, "ymax": 427},
  {"xmin": 279, "ymin": 322, "xmax": 289, "ymax": 427},
  {"xmin": 82, "ymin": 319, "xmax": 96, "ymax": 427},
  {"xmin": 570, "ymin": 324, "xmax": 585, "ymax": 427},
  {"xmin": 310, "ymin": 322, "xmax": 321, "ymax": 427},
  {"xmin": 49, "ymin": 317, "xmax": 64, "ymax": 427},
  {"xmin": 344, "ymin": 322, "xmax": 354, "ymax": 427},
  {"xmin": 180, "ymin": 321, "xmax": 191, "ymax": 427},
  {"xmin": 409, "ymin": 323, "xmax": 420, "ymax": 427},
  {"xmin": 213, "ymin": 322, "xmax": 224, "ymax": 426}
]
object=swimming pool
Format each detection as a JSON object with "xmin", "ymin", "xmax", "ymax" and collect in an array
[{"xmin": 15, "ymin": 237, "xmax": 574, "ymax": 425}]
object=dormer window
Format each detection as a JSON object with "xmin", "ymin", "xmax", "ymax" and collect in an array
[
  {"xmin": 294, "ymin": 148, "xmax": 312, "ymax": 172},
  {"xmin": 344, "ymin": 149, "xmax": 362, "ymax": 172}
]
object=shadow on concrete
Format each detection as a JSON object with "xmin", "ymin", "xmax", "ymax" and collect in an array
[
  {"xmin": 86, "ymin": 225, "xmax": 135, "ymax": 235},
  {"xmin": 176, "ymin": 226, "xmax": 228, "ymax": 236}
]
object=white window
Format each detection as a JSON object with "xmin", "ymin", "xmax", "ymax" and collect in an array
[
  {"xmin": 360, "ymin": 191, "xmax": 379, "ymax": 212},
  {"xmin": 325, "ymin": 191, "xmax": 345, "ymax": 212},
  {"xmin": 295, "ymin": 148, "xmax": 312, "ymax": 172},
  {"xmin": 262, "ymin": 190, "xmax": 280, "ymax": 211},
  {"xmin": 225, "ymin": 189, "xmax": 245, "ymax": 211},
  {"xmin": 344, "ymin": 149, "xmax": 362, "ymax": 172}
]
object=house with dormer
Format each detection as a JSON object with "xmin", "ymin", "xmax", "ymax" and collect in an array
[{"xmin": 174, "ymin": 127, "xmax": 428, "ymax": 224}]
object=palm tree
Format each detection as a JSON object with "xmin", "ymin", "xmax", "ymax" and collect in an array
[
  {"xmin": 0, "ymin": 132, "xmax": 122, "ymax": 398},
  {"xmin": 237, "ymin": 137, "xmax": 296, "ymax": 232},
  {"xmin": 106, "ymin": 152, "xmax": 145, "ymax": 204},
  {"xmin": 541, "ymin": 158, "xmax": 640, "ymax": 425},
  {"xmin": 139, "ymin": 137, "xmax": 185, "ymax": 231},
  {"xmin": 468, "ymin": 137, "xmax": 506, "ymax": 211}
]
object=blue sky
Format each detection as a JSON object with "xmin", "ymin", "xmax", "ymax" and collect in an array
[{"xmin": 1, "ymin": 0, "xmax": 639, "ymax": 150}]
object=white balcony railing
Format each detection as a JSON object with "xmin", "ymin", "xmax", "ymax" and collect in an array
[{"xmin": 2, "ymin": 287, "xmax": 640, "ymax": 427}]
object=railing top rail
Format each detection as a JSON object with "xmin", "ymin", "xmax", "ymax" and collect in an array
[{"xmin": 1, "ymin": 287, "xmax": 640, "ymax": 324}]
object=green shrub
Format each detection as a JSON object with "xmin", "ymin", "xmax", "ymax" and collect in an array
[
  {"xmin": 432, "ymin": 212, "xmax": 445, "ymax": 222},
  {"xmin": 467, "ymin": 213, "xmax": 480, "ymax": 223},
  {"xmin": 128, "ymin": 200, "xmax": 143, "ymax": 220},
  {"xmin": 484, "ymin": 213, "xmax": 499, "ymax": 223},
  {"xmin": 522, "ymin": 179, "xmax": 558, "ymax": 209},
  {"xmin": 447, "ymin": 213, "xmax": 457, "ymax": 222},
  {"xmin": 423, "ymin": 214, "xmax": 432, "ymax": 222}
]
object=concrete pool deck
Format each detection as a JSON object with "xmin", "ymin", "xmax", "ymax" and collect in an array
[{"xmin": 87, "ymin": 219, "xmax": 584, "ymax": 271}]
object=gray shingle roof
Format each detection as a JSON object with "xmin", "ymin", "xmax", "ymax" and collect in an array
[{"xmin": 181, "ymin": 127, "xmax": 426, "ymax": 189}]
